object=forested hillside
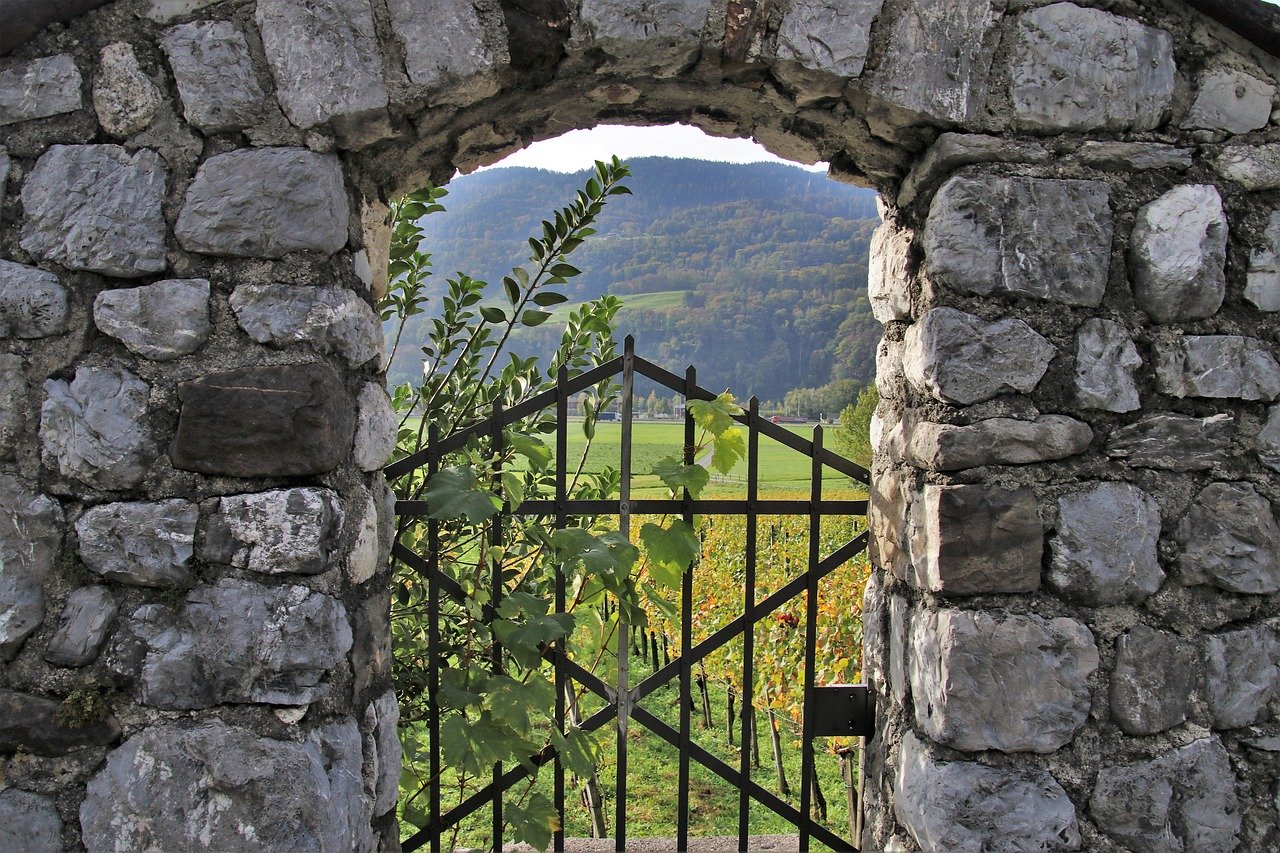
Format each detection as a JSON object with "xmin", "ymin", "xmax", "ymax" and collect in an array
[{"xmin": 386, "ymin": 158, "xmax": 882, "ymax": 406}]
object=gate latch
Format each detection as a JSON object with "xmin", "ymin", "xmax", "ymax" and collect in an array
[{"xmin": 811, "ymin": 685, "xmax": 875, "ymax": 738}]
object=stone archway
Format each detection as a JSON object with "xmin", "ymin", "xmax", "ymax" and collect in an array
[{"xmin": 1, "ymin": 1, "xmax": 1279, "ymax": 850}]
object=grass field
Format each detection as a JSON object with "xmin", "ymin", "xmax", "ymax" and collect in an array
[{"xmin": 550, "ymin": 290, "xmax": 688, "ymax": 321}]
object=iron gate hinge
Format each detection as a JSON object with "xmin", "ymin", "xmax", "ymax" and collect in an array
[{"xmin": 811, "ymin": 685, "xmax": 875, "ymax": 738}]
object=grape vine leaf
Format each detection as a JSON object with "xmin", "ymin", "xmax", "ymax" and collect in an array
[
  {"xmin": 688, "ymin": 393, "xmax": 742, "ymax": 436},
  {"xmin": 640, "ymin": 520, "xmax": 699, "ymax": 588},
  {"xmin": 651, "ymin": 457, "xmax": 709, "ymax": 498},
  {"xmin": 551, "ymin": 528, "xmax": 638, "ymax": 582},
  {"xmin": 424, "ymin": 466, "xmax": 501, "ymax": 522},
  {"xmin": 710, "ymin": 427, "xmax": 746, "ymax": 475}
]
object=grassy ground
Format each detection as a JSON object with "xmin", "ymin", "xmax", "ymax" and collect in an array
[{"xmin": 549, "ymin": 290, "xmax": 688, "ymax": 321}]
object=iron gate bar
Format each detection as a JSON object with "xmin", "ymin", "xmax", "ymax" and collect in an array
[
  {"xmin": 390, "ymin": 339, "xmax": 872, "ymax": 852},
  {"xmin": 490, "ymin": 404, "xmax": 505, "ymax": 847}
]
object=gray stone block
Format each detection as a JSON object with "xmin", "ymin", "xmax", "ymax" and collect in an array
[
  {"xmin": 867, "ymin": 219, "xmax": 913, "ymax": 323},
  {"xmin": 897, "ymin": 133, "xmax": 1050, "ymax": 208},
  {"xmin": 0, "ymin": 148, "xmax": 9, "ymax": 192},
  {"xmin": 1246, "ymin": 209, "xmax": 1280, "ymax": 312},
  {"xmin": 1259, "ymin": 405, "xmax": 1280, "ymax": 473},
  {"xmin": 44, "ymin": 585, "xmax": 118, "ymax": 667},
  {"xmin": 1184, "ymin": 67, "xmax": 1276, "ymax": 135},
  {"xmin": 0, "ymin": 476, "xmax": 63, "ymax": 661},
  {"xmin": 925, "ymin": 176, "xmax": 1112, "ymax": 307},
  {"xmin": 1110, "ymin": 624, "xmax": 1196, "ymax": 736},
  {"xmin": 102, "ymin": 603, "xmax": 174, "ymax": 684},
  {"xmin": 910, "ymin": 484, "xmax": 1042, "ymax": 596},
  {"xmin": 1205, "ymin": 622, "xmax": 1280, "ymax": 730},
  {"xmin": 776, "ymin": 0, "xmax": 882, "ymax": 78},
  {"xmin": 577, "ymin": 0, "xmax": 710, "ymax": 67},
  {"xmin": 76, "ymin": 500, "xmax": 197, "ymax": 588},
  {"xmin": 1009, "ymin": 3, "xmax": 1175, "ymax": 133},
  {"xmin": 0, "ymin": 355, "xmax": 23, "ymax": 458},
  {"xmin": 0, "ymin": 789, "xmax": 61, "ymax": 853},
  {"xmin": 1091, "ymin": 738, "xmax": 1241, "ymax": 853},
  {"xmin": 903, "ymin": 308, "xmax": 1056, "ymax": 405},
  {"xmin": 368, "ymin": 689, "xmax": 401, "ymax": 817},
  {"xmin": 160, "ymin": 21, "xmax": 266, "ymax": 133},
  {"xmin": 1048, "ymin": 482, "xmax": 1163, "ymax": 606},
  {"xmin": 255, "ymin": 0, "xmax": 389, "ymax": 130},
  {"xmin": 868, "ymin": 465, "xmax": 909, "ymax": 581},
  {"xmin": 170, "ymin": 363, "xmax": 356, "ymax": 478},
  {"xmin": 0, "ymin": 260, "xmax": 68, "ymax": 339},
  {"xmin": 1107, "ymin": 412, "xmax": 1233, "ymax": 472},
  {"xmin": 175, "ymin": 148, "xmax": 349, "ymax": 258},
  {"xmin": 907, "ymin": 415, "xmax": 1091, "ymax": 471},
  {"xmin": 1212, "ymin": 144, "xmax": 1280, "ymax": 192},
  {"xmin": 0, "ymin": 55, "xmax": 82, "ymax": 127},
  {"xmin": 1130, "ymin": 185, "xmax": 1227, "ymax": 323},
  {"xmin": 1072, "ymin": 141, "xmax": 1194, "ymax": 172},
  {"xmin": 894, "ymin": 732, "xmax": 1081, "ymax": 852},
  {"xmin": 81, "ymin": 720, "xmax": 373, "ymax": 853},
  {"xmin": 41, "ymin": 366, "xmax": 157, "ymax": 491},
  {"xmin": 1074, "ymin": 319, "xmax": 1141, "ymax": 413},
  {"xmin": 0, "ymin": 688, "xmax": 119, "ymax": 755},
  {"xmin": 347, "ymin": 488, "xmax": 380, "ymax": 585},
  {"xmin": 145, "ymin": 0, "xmax": 221, "ymax": 22},
  {"xmin": 139, "ymin": 578, "xmax": 352, "ymax": 709},
  {"xmin": 1177, "ymin": 481, "xmax": 1280, "ymax": 595},
  {"xmin": 20, "ymin": 145, "xmax": 167, "ymax": 278},
  {"xmin": 1154, "ymin": 335, "xmax": 1280, "ymax": 401},
  {"xmin": 201, "ymin": 487, "xmax": 343, "ymax": 576},
  {"xmin": 92, "ymin": 43, "xmax": 161, "ymax": 137},
  {"xmin": 354, "ymin": 383, "xmax": 397, "ymax": 472},
  {"xmin": 910, "ymin": 609, "xmax": 1097, "ymax": 753},
  {"xmin": 94, "ymin": 279, "xmax": 211, "ymax": 361},
  {"xmin": 387, "ymin": 0, "xmax": 507, "ymax": 92},
  {"xmin": 230, "ymin": 283, "xmax": 383, "ymax": 366},
  {"xmin": 888, "ymin": 593, "xmax": 908, "ymax": 705},
  {"xmin": 868, "ymin": 0, "xmax": 998, "ymax": 125}
]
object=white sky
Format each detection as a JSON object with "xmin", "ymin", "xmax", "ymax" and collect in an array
[{"xmin": 482, "ymin": 123, "xmax": 828, "ymax": 174}]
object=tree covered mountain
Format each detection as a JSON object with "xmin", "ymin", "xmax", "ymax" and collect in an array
[{"xmin": 386, "ymin": 157, "xmax": 882, "ymax": 406}]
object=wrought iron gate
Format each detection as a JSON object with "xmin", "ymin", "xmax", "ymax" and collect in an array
[{"xmin": 386, "ymin": 337, "xmax": 874, "ymax": 852}]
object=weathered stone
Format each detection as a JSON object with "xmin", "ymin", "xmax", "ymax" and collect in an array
[
  {"xmin": 925, "ymin": 176, "xmax": 1112, "ymax": 307},
  {"xmin": 1048, "ymin": 482, "xmax": 1163, "ymax": 606},
  {"xmin": 41, "ymin": 366, "xmax": 157, "ymax": 491},
  {"xmin": 1259, "ymin": 405, "xmax": 1280, "ymax": 473},
  {"xmin": 0, "ymin": 261, "xmax": 68, "ymax": 339},
  {"xmin": 0, "ymin": 55, "xmax": 82, "ymax": 127},
  {"xmin": 81, "ymin": 720, "xmax": 373, "ymax": 853},
  {"xmin": 201, "ymin": 487, "xmax": 343, "ymax": 576},
  {"xmin": 888, "ymin": 593, "xmax": 908, "ymax": 705},
  {"xmin": 910, "ymin": 484, "xmax": 1042, "ymax": 596},
  {"xmin": 903, "ymin": 308, "xmax": 1056, "ymax": 405},
  {"xmin": 230, "ymin": 283, "xmax": 383, "ymax": 366},
  {"xmin": 20, "ymin": 145, "xmax": 167, "ymax": 278},
  {"xmin": 894, "ymin": 732, "xmax": 1081, "ymax": 852},
  {"xmin": 368, "ymin": 689, "xmax": 401, "ymax": 817},
  {"xmin": 1107, "ymin": 413, "xmax": 1233, "ymax": 472},
  {"xmin": 1091, "ymin": 739, "xmax": 1241, "ymax": 852},
  {"xmin": 387, "ymin": 0, "xmax": 507, "ymax": 93},
  {"xmin": 1073, "ymin": 141, "xmax": 1194, "ymax": 172},
  {"xmin": 44, "ymin": 586, "xmax": 118, "ymax": 667},
  {"xmin": 1212, "ymin": 144, "xmax": 1280, "ymax": 192},
  {"xmin": 1074, "ymin": 319, "xmax": 1142, "ymax": 413},
  {"xmin": 92, "ymin": 43, "xmax": 161, "ymax": 137},
  {"xmin": 255, "ymin": 0, "xmax": 389, "ymax": 130},
  {"xmin": 1177, "ymin": 481, "xmax": 1280, "ymax": 595},
  {"xmin": 1154, "ymin": 335, "xmax": 1280, "ymax": 401},
  {"xmin": 867, "ymin": 219, "xmax": 913, "ymax": 323},
  {"xmin": 0, "ymin": 477, "xmax": 63, "ymax": 660},
  {"xmin": 0, "ymin": 355, "xmax": 23, "ymax": 458},
  {"xmin": 0, "ymin": 689, "xmax": 119, "ymax": 755},
  {"xmin": 140, "ymin": 578, "xmax": 352, "ymax": 709},
  {"xmin": 1110, "ymin": 624, "xmax": 1196, "ymax": 736},
  {"xmin": 1009, "ymin": 3, "xmax": 1175, "ymax": 133},
  {"xmin": 175, "ymin": 148, "xmax": 349, "ymax": 258},
  {"xmin": 868, "ymin": 465, "xmax": 908, "ymax": 580},
  {"xmin": 170, "ymin": 363, "xmax": 356, "ymax": 478},
  {"xmin": 160, "ymin": 21, "xmax": 266, "ymax": 133},
  {"xmin": 1130, "ymin": 185, "xmax": 1228, "ymax": 323},
  {"xmin": 102, "ymin": 603, "xmax": 173, "ymax": 684},
  {"xmin": 897, "ymin": 133, "xmax": 1050, "ymax": 208},
  {"xmin": 1205, "ymin": 622, "xmax": 1280, "ymax": 730},
  {"xmin": 0, "ymin": 789, "xmax": 61, "ymax": 853},
  {"xmin": 868, "ymin": 0, "xmax": 997, "ymax": 125},
  {"xmin": 76, "ymin": 500, "xmax": 197, "ymax": 588},
  {"xmin": 347, "ymin": 489, "xmax": 380, "ymax": 585},
  {"xmin": 911, "ymin": 609, "xmax": 1098, "ymax": 753},
  {"xmin": 0, "ymin": 148, "xmax": 9, "ymax": 191},
  {"xmin": 354, "ymin": 383, "xmax": 396, "ymax": 471},
  {"xmin": 907, "ymin": 416, "xmax": 1091, "ymax": 471},
  {"xmin": 1246, "ymin": 210, "xmax": 1280, "ymax": 312},
  {"xmin": 352, "ymin": 590, "xmax": 391, "ymax": 700},
  {"xmin": 776, "ymin": 0, "xmax": 882, "ymax": 78},
  {"xmin": 861, "ymin": 573, "xmax": 885, "ymax": 692},
  {"xmin": 94, "ymin": 279, "xmax": 211, "ymax": 361},
  {"xmin": 1184, "ymin": 67, "xmax": 1276, "ymax": 134},
  {"xmin": 577, "ymin": 0, "xmax": 710, "ymax": 72}
]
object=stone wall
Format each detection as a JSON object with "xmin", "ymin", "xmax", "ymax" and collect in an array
[{"xmin": 0, "ymin": 0, "xmax": 1277, "ymax": 850}]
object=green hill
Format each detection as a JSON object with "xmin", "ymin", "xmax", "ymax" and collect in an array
[{"xmin": 386, "ymin": 157, "xmax": 881, "ymax": 405}]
